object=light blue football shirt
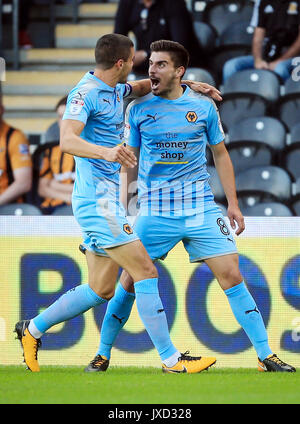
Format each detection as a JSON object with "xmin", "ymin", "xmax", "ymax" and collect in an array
[
  {"xmin": 125, "ymin": 85, "xmax": 225, "ymax": 215},
  {"xmin": 63, "ymin": 71, "xmax": 132, "ymax": 200}
]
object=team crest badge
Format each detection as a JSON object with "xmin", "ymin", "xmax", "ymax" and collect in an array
[
  {"xmin": 186, "ymin": 111, "xmax": 198, "ymax": 123},
  {"xmin": 123, "ymin": 223, "xmax": 133, "ymax": 235}
]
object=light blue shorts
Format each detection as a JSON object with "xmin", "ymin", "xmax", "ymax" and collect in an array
[
  {"xmin": 73, "ymin": 195, "xmax": 139, "ymax": 257},
  {"xmin": 134, "ymin": 205, "xmax": 237, "ymax": 262}
]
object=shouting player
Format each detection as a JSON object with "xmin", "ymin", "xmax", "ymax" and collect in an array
[
  {"xmin": 85, "ymin": 39, "xmax": 296, "ymax": 373},
  {"xmin": 14, "ymin": 34, "xmax": 221, "ymax": 373}
]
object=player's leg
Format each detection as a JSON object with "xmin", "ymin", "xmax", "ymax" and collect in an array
[
  {"xmin": 85, "ymin": 270, "xmax": 135, "ymax": 371},
  {"xmin": 93, "ymin": 217, "xmax": 216, "ymax": 373},
  {"xmin": 14, "ymin": 253, "xmax": 119, "ymax": 372},
  {"xmin": 205, "ymin": 253, "xmax": 295, "ymax": 372},
  {"xmin": 103, "ymin": 240, "xmax": 181, "ymax": 366},
  {"xmin": 184, "ymin": 207, "xmax": 295, "ymax": 372}
]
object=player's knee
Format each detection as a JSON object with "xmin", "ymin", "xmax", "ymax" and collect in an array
[
  {"xmin": 89, "ymin": 279, "xmax": 115, "ymax": 300},
  {"xmin": 219, "ymin": 267, "xmax": 243, "ymax": 287},
  {"xmin": 97, "ymin": 286, "xmax": 115, "ymax": 300},
  {"xmin": 120, "ymin": 270, "xmax": 135, "ymax": 293},
  {"xmin": 143, "ymin": 261, "xmax": 158, "ymax": 279}
]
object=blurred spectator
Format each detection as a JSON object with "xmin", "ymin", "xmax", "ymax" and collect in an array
[
  {"xmin": 43, "ymin": 95, "xmax": 68, "ymax": 144},
  {"xmin": 223, "ymin": 0, "xmax": 300, "ymax": 83},
  {"xmin": 114, "ymin": 0, "xmax": 203, "ymax": 74},
  {"xmin": 38, "ymin": 96, "xmax": 75, "ymax": 215},
  {"xmin": 0, "ymin": 96, "xmax": 32, "ymax": 205}
]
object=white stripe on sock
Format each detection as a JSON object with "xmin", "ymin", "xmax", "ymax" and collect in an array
[
  {"xmin": 28, "ymin": 320, "xmax": 44, "ymax": 339},
  {"xmin": 163, "ymin": 351, "xmax": 181, "ymax": 367}
]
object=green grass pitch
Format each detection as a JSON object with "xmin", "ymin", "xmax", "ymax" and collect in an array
[{"xmin": 0, "ymin": 365, "xmax": 299, "ymax": 404}]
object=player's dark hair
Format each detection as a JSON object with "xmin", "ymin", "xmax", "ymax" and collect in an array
[
  {"xmin": 55, "ymin": 95, "xmax": 68, "ymax": 111},
  {"xmin": 150, "ymin": 40, "xmax": 190, "ymax": 70},
  {"xmin": 95, "ymin": 34, "xmax": 134, "ymax": 70}
]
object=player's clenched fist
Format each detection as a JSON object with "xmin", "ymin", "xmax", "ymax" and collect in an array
[{"xmin": 102, "ymin": 145, "xmax": 137, "ymax": 168}]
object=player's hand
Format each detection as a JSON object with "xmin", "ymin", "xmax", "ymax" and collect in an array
[
  {"xmin": 102, "ymin": 145, "xmax": 137, "ymax": 168},
  {"xmin": 187, "ymin": 81, "xmax": 223, "ymax": 102},
  {"xmin": 227, "ymin": 205, "xmax": 245, "ymax": 236}
]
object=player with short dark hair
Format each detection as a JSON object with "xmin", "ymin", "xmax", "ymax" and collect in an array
[
  {"xmin": 14, "ymin": 34, "xmax": 220, "ymax": 374},
  {"xmin": 89, "ymin": 40, "xmax": 296, "ymax": 373}
]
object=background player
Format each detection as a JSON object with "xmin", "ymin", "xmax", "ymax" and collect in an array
[
  {"xmin": 88, "ymin": 40, "xmax": 296, "ymax": 373},
  {"xmin": 15, "ymin": 34, "xmax": 220, "ymax": 374}
]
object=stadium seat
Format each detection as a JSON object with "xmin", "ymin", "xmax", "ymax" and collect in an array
[
  {"xmin": 218, "ymin": 94, "xmax": 267, "ymax": 132},
  {"xmin": 227, "ymin": 116, "xmax": 286, "ymax": 173},
  {"xmin": 191, "ymin": 0, "xmax": 211, "ymax": 21},
  {"xmin": 235, "ymin": 165, "xmax": 292, "ymax": 207},
  {"xmin": 52, "ymin": 205, "xmax": 73, "ymax": 216},
  {"xmin": 290, "ymin": 122, "xmax": 300, "ymax": 144},
  {"xmin": 276, "ymin": 97, "xmax": 300, "ymax": 131},
  {"xmin": 219, "ymin": 20, "xmax": 254, "ymax": 48},
  {"xmin": 290, "ymin": 178, "xmax": 300, "ymax": 216},
  {"xmin": 203, "ymin": 0, "xmax": 254, "ymax": 36},
  {"xmin": 228, "ymin": 116, "xmax": 286, "ymax": 148},
  {"xmin": 223, "ymin": 69, "xmax": 281, "ymax": 104},
  {"xmin": 0, "ymin": 203, "xmax": 42, "ymax": 215},
  {"xmin": 283, "ymin": 75, "xmax": 300, "ymax": 96},
  {"xmin": 208, "ymin": 44, "xmax": 251, "ymax": 85},
  {"xmin": 207, "ymin": 166, "xmax": 225, "ymax": 202},
  {"xmin": 185, "ymin": 67, "xmax": 216, "ymax": 86},
  {"xmin": 292, "ymin": 199, "xmax": 300, "ymax": 216},
  {"xmin": 275, "ymin": 77, "xmax": 300, "ymax": 131},
  {"xmin": 193, "ymin": 21, "xmax": 218, "ymax": 53},
  {"xmin": 241, "ymin": 202, "xmax": 294, "ymax": 217},
  {"xmin": 282, "ymin": 123, "xmax": 300, "ymax": 181},
  {"xmin": 228, "ymin": 141, "xmax": 273, "ymax": 175}
]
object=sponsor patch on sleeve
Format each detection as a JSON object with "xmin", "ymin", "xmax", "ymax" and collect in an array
[
  {"xmin": 69, "ymin": 92, "xmax": 85, "ymax": 115},
  {"xmin": 19, "ymin": 144, "xmax": 29, "ymax": 155}
]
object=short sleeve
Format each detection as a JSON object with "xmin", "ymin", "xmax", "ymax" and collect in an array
[
  {"xmin": 125, "ymin": 103, "xmax": 141, "ymax": 148},
  {"xmin": 207, "ymin": 102, "xmax": 225, "ymax": 146},
  {"xmin": 8, "ymin": 130, "xmax": 32, "ymax": 170},
  {"xmin": 63, "ymin": 88, "xmax": 95, "ymax": 125}
]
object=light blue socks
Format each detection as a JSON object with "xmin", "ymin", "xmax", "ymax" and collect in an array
[
  {"xmin": 134, "ymin": 278, "xmax": 178, "ymax": 362},
  {"xmin": 225, "ymin": 281, "xmax": 272, "ymax": 360},
  {"xmin": 98, "ymin": 282, "xmax": 135, "ymax": 359},
  {"xmin": 31, "ymin": 283, "xmax": 106, "ymax": 335}
]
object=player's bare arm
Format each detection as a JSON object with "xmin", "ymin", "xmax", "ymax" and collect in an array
[
  {"xmin": 210, "ymin": 141, "xmax": 245, "ymax": 236},
  {"xmin": 120, "ymin": 146, "xmax": 139, "ymax": 210},
  {"xmin": 129, "ymin": 78, "xmax": 222, "ymax": 101},
  {"xmin": 60, "ymin": 119, "xmax": 137, "ymax": 168},
  {"xmin": 128, "ymin": 79, "xmax": 151, "ymax": 97}
]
